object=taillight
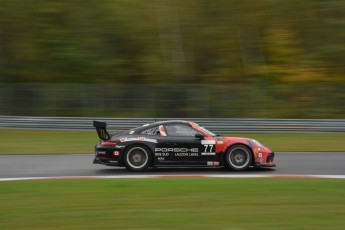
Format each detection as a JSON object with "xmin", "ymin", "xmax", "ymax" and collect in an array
[{"xmin": 100, "ymin": 141, "xmax": 116, "ymax": 146}]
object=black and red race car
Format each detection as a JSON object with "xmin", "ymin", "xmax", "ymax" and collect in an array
[{"xmin": 93, "ymin": 120, "xmax": 275, "ymax": 171}]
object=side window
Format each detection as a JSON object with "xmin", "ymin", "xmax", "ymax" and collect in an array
[
  {"xmin": 165, "ymin": 124, "xmax": 198, "ymax": 137},
  {"xmin": 141, "ymin": 126, "xmax": 160, "ymax": 136}
]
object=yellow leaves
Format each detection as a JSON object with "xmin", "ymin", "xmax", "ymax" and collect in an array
[
  {"xmin": 263, "ymin": 65, "xmax": 327, "ymax": 82},
  {"xmin": 264, "ymin": 27, "xmax": 302, "ymax": 64}
]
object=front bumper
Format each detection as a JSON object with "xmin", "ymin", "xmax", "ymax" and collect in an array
[
  {"xmin": 255, "ymin": 162, "xmax": 276, "ymax": 168},
  {"xmin": 255, "ymin": 152, "xmax": 276, "ymax": 168}
]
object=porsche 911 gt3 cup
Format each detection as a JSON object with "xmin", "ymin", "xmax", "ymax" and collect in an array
[{"xmin": 93, "ymin": 120, "xmax": 275, "ymax": 172}]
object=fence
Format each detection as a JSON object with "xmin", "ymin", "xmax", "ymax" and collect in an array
[
  {"xmin": 0, "ymin": 83, "xmax": 344, "ymax": 119},
  {"xmin": 1, "ymin": 116, "xmax": 344, "ymax": 133}
]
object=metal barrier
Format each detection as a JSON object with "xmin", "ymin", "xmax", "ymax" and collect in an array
[{"xmin": 0, "ymin": 116, "xmax": 344, "ymax": 133}]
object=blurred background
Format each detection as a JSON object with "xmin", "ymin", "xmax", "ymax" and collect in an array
[
  {"xmin": 0, "ymin": 0, "xmax": 344, "ymax": 118},
  {"xmin": 1, "ymin": 4, "xmax": 345, "ymax": 229}
]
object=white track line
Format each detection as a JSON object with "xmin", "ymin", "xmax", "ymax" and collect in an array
[{"xmin": 1, "ymin": 174, "xmax": 345, "ymax": 181}]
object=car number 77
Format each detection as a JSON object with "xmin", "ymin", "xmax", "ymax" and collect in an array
[{"xmin": 204, "ymin": 144, "xmax": 214, "ymax": 153}]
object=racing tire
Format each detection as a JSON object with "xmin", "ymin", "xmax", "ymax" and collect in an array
[
  {"xmin": 124, "ymin": 145, "xmax": 152, "ymax": 172},
  {"xmin": 225, "ymin": 145, "xmax": 252, "ymax": 171}
]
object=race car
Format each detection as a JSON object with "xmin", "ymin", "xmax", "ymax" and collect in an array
[{"xmin": 93, "ymin": 120, "xmax": 275, "ymax": 172}]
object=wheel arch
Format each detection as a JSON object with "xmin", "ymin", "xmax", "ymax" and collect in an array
[
  {"xmin": 223, "ymin": 143, "xmax": 255, "ymax": 166},
  {"xmin": 121, "ymin": 142, "xmax": 155, "ymax": 166}
]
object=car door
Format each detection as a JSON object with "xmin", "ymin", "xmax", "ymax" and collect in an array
[{"xmin": 155, "ymin": 123, "xmax": 208, "ymax": 166}]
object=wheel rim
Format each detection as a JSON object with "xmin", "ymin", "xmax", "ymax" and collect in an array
[
  {"xmin": 127, "ymin": 147, "xmax": 148, "ymax": 169},
  {"xmin": 229, "ymin": 147, "xmax": 250, "ymax": 169}
]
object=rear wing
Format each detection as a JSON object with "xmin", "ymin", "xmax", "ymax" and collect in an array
[{"xmin": 93, "ymin": 121, "xmax": 110, "ymax": 141}]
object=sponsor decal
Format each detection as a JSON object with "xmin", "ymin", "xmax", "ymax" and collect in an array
[
  {"xmin": 158, "ymin": 157, "xmax": 165, "ymax": 161},
  {"xmin": 155, "ymin": 152, "xmax": 170, "ymax": 157},
  {"xmin": 257, "ymin": 153, "xmax": 262, "ymax": 162},
  {"xmin": 207, "ymin": 161, "xmax": 220, "ymax": 166},
  {"xmin": 201, "ymin": 140, "xmax": 216, "ymax": 145},
  {"xmin": 217, "ymin": 141, "xmax": 223, "ymax": 144},
  {"xmin": 120, "ymin": 137, "xmax": 157, "ymax": 143},
  {"xmin": 115, "ymin": 145, "xmax": 125, "ymax": 149},
  {"xmin": 155, "ymin": 148, "xmax": 198, "ymax": 153},
  {"xmin": 201, "ymin": 152, "xmax": 216, "ymax": 156},
  {"xmin": 113, "ymin": 151, "xmax": 120, "ymax": 156},
  {"xmin": 247, "ymin": 140, "xmax": 254, "ymax": 148},
  {"xmin": 97, "ymin": 151, "xmax": 107, "ymax": 155},
  {"xmin": 175, "ymin": 152, "xmax": 198, "ymax": 157},
  {"xmin": 108, "ymin": 160, "xmax": 118, "ymax": 163},
  {"xmin": 155, "ymin": 148, "xmax": 199, "ymax": 157},
  {"xmin": 129, "ymin": 131, "xmax": 134, "ymax": 134}
]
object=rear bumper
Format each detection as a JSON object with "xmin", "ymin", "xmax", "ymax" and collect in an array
[
  {"xmin": 93, "ymin": 157, "xmax": 101, "ymax": 164},
  {"xmin": 93, "ymin": 156, "xmax": 121, "ymax": 166}
]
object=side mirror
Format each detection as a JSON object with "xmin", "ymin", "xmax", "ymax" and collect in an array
[{"xmin": 195, "ymin": 132, "xmax": 204, "ymax": 140}]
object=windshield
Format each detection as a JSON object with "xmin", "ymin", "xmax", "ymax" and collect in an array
[
  {"xmin": 192, "ymin": 122, "xmax": 217, "ymax": 137},
  {"xmin": 200, "ymin": 126, "xmax": 217, "ymax": 137}
]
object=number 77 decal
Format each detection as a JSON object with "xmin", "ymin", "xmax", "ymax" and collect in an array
[
  {"xmin": 204, "ymin": 144, "xmax": 213, "ymax": 152},
  {"xmin": 201, "ymin": 140, "xmax": 216, "ymax": 155}
]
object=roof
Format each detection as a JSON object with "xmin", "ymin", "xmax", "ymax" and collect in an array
[{"xmin": 133, "ymin": 120, "xmax": 191, "ymax": 132}]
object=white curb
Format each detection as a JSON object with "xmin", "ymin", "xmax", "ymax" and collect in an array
[{"xmin": 1, "ymin": 174, "xmax": 345, "ymax": 181}]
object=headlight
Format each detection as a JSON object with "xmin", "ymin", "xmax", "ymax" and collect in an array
[{"xmin": 252, "ymin": 139, "xmax": 263, "ymax": 147}]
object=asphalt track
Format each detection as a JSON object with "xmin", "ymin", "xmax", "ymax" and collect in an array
[{"xmin": 1, "ymin": 152, "xmax": 345, "ymax": 180}]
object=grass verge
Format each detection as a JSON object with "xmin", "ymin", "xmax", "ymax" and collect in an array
[
  {"xmin": 0, "ymin": 129, "xmax": 344, "ymax": 155},
  {"xmin": 0, "ymin": 178, "xmax": 345, "ymax": 229}
]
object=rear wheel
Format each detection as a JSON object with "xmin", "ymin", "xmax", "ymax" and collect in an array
[
  {"xmin": 124, "ymin": 145, "xmax": 152, "ymax": 172},
  {"xmin": 225, "ymin": 145, "xmax": 252, "ymax": 171}
]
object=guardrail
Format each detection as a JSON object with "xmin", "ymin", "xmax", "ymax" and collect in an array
[{"xmin": 1, "ymin": 116, "xmax": 344, "ymax": 133}]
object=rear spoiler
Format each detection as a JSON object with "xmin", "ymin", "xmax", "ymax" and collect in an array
[{"xmin": 93, "ymin": 121, "xmax": 110, "ymax": 141}]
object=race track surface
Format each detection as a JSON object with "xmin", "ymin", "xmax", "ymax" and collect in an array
[{"xmin": 1, "ymin": 152, "xmax": 345, "ymax": 179}]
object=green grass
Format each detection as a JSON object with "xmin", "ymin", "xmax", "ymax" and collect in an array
[
  {"xmin": 0, "ymin": 129, "xmax": 96, "ymax": 154},
  {"xmin": 0, "ymin": 129, "xmax": 344, "ymax": 155},
  {"xmin": 0, "ymin": 178, "xmax": 345, "ymax": 229}
]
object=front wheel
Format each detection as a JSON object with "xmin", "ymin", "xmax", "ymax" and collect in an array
[
  {"xmin": 124, "ymin": 145, "xmax": 152, "ymax": 172},
  {"xmin": 225, "ymin": 145, "xmax": 252, "ymax": 171}
]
